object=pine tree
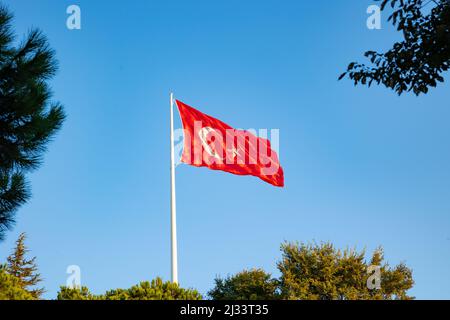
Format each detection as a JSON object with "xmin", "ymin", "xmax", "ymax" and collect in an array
[
  {"xmin": 0, "ymin": 267, "xmax": 35, "ymax": 300},
  {"xmin": 0, "ymin": 5, "xmax": 65, "ymax": 240},
  {"xmin": 6, "ymin": 232, "xmax": 44, "ymax": 298}
]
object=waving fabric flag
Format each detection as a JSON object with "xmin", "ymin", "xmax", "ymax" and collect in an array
[{"xmin": 176, "ymin": 100, "xmax": 284, "ymax": 187}]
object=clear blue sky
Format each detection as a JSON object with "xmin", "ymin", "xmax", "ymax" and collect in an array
[{"xmin": 1, "ymin": 0, "xmax": 449, "ymax": 299}]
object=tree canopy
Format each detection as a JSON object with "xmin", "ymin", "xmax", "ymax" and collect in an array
[
  {"xmin": 0, "ymin": 5, "xmax": 65, "ymax": 240},
  {"xmin": 0, "ymin": 267, "xmax": 35, "ymax": 300},
  {"xmin": 278, "ymin": 242, "xmax": 414, "ymax": 300},
  {"xmin": 208, "ymin": 269, "xmax": 280, "ymax": 300},
  {"xmin": 57, "ymin": 278, "xmax": 202, "ymax": 300},
  {"xmin": 209, "ymin": 242, "xmax": 414, "ymax": 300},
  {"xmin": 340, "ymin": 0, "xmax": 450, "ymax": 95},
  {"xmin": 0, "ymin": 240, "xmax": 416, "ymax": 300}
]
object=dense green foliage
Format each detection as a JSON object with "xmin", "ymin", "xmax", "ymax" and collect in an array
[
  {"xmin": 1, "ymin": 241, "xmax": 414, "ymax": 300},
  {"xmin": 0, "ymin": 267, "xmax": 35, "ymax": 300},
  {"xmin": 208, "ymin": 269, "xmax": 280, "ymax": 300},
  {"xmin": 278, "ymin": 242, "xmax": 414, "ymax": 300},
  {"xmin": 56, "ymin": 286, "xmax": 97, "ymax": 300},
  {"xmin": 340, "ymin": 0, "xmax": 450, "ymax": 95},
  {"xmin": 6, "ymin": 233, "xmax": 44, "ymax": 298},
  {"xmin": 0, "ymin": 5, "xmax": 65, "ymax": 240},
  {"xmin": 209, "ymin": 242, "xmax": 414, "ymax": 300},
  {"xmin": 57, "ymin": 278, "xmax": 202, "ymax": 300}
]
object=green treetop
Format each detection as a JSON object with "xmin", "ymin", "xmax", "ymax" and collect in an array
[
  {"xmin": 208, "ymin": 269, "xmax": 280, "ymax": 300},
  {"xmin": 6, "ymin": 232, "xmax": 44, "ymax": 298},
  {"xmin": 57, "ymin": 277, "xmax": 202, "ymax": 300},
  {"xmin": 278, "ymin": 242, "xmax": 414, "ymax": 300}
]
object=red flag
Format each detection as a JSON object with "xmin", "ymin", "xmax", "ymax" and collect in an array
[{"xmin": 176, "ymin": 100, "xmax": 284, "ymax": 187}]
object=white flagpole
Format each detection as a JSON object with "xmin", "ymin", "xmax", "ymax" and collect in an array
[{"xmin": 170, "ymin": 92, "xmax": 178, "ymax": 284}]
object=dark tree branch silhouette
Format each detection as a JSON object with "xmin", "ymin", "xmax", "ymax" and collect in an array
[
  {"xmin": 340, "ymin": 0, "xmax": 450, "ymax": 95},
  {"xmin": 0, "ymin": 5, "xmax": 65, "ymax": 240}
]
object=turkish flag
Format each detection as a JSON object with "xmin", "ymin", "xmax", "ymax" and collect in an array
[{"xmin": 176, "ymin": 100, "xmax": 284, "ymax": 187}]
